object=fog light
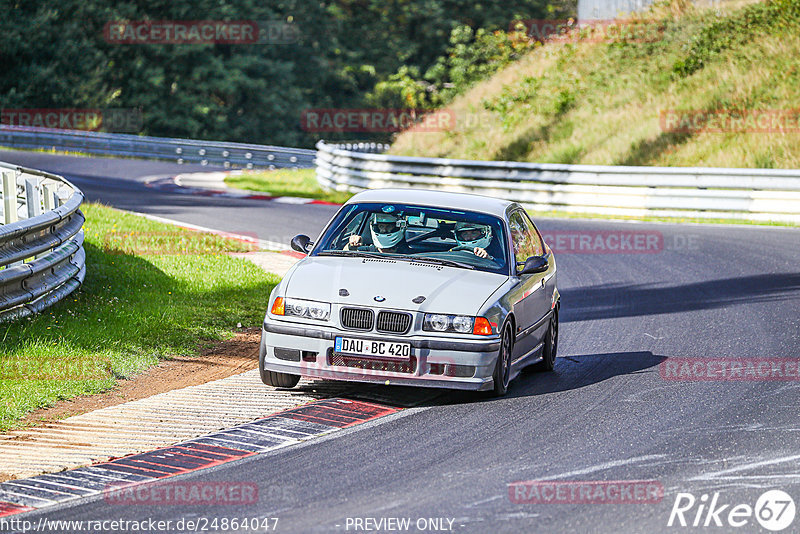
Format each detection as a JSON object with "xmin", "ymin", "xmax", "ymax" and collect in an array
[
  {"xmin": 274, "ymin": 347, "xmax": 300, "ymax": 361},
  {"xmin": 446, "ymin": 364, "xmax": 476, "ymax": 378}
]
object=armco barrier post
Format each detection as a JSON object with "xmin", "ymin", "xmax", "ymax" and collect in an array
[
  {"xmin": 2, "ymin": 171, "xmax": 17, "ymax": 224},
  {"xmin": 25, "ymin": 177, "xmax": 41, "ymax": 219},
  {"xmin": 42, "ymin": 182, "xmax": 57, "ymax": 212}
]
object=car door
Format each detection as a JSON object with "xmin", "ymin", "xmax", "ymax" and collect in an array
[
  {"xmin": 507, "ymin": 210, "xmax": 550, "ymax": 360},
  {"xmin": 525, "ymin": 211, "xmax": 557, "ymax": 318}
]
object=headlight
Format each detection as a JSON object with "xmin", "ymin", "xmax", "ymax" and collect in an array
[
  {"xmin": 451, "ymin": 315, "xmax": 474, "ymax": 333},
  {"xmin": 426, "ymin": 314, "xmax": 451, "ymax": 331},
  {"xmin": 423, "ymin": 314, "xmax": 490, "ymax": 335},
  {"xmin": 282, "ymin": 298, "xmax": 331, "ymax": 321}
]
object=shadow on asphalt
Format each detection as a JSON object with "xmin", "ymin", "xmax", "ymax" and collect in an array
[
  {"xmin": 560, "ymin": 273, "xmax": 800, "ymax": 322},
  {"xmin": 435, "ymin": 350, "xmax": 666, "ymax": 406},
  {"xmin": 291, "ymin": 379, "xmax": 450, "ymax": 408},
  {"xmin": 289, "ymin": 351, "xmax": 666, "ymax": 409}
]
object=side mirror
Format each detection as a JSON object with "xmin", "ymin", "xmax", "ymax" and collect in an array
[
  {"xmin": 517, "ymin": 255, "xmax": 548, "ymax": 275},
  {"xmin": 290, "ymin": 234, "xmax": 312, "ymax": 254}
]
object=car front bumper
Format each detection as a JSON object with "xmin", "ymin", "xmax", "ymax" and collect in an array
[{"xmin": 261, "ymin": 319, "xmax": 501, "ymax": 391}]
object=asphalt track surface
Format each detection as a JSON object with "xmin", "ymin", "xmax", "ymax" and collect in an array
[
  {"xmin": 2, "ymin": 150, "xmax": 800, "ymax": 533},
  {"xmin": 0, "ymin": 149, "xmax": 338, "ymax": 244}
]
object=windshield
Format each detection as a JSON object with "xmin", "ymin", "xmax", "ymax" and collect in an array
[{"xmin": 312, "ymin": 202, "xmax": 509, "ymax": 275}]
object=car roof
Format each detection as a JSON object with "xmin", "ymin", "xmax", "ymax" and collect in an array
[{"xmin": 345, "ymin": 188, "xmax": 516, "ymax": 218}]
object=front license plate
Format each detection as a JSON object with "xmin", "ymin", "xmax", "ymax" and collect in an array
[{"xmin": 334, "ymin": 337, "xmax": 412, "ymax": 359}]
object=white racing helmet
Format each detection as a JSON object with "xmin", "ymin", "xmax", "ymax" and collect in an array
[
  {"xmin": 454, "ymin": 221, "xmax": 492, "ymax": 250},
  {"xmin": 370, "ymin": 213, "xmax": 406, "ymax": 249}
]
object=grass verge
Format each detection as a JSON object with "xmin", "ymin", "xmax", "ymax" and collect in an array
[
  {"xmin": 389, "ymin": 0, "xmax": 800, "ymax": 169},
  {"xmin": 0, "ymin": 203, "xmax": 278, "ymax": 431},
  {"xmin": 225, "ymin": 168, "xmax": 352, "ymax": 204},
  {"xmin": 529, "ymin": 209, "xmax": 798, "ymax": 227}
]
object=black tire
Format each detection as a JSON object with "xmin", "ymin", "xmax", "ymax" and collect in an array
[
  {"xmin": 540, "ymin": 309, "xmax": 558, "ymax": 372},
  {"xmin": 491, "ymin": 324, "xmax": 514, "ymax": 396},
  {"xmin": 259, "ymin": 339, "xmax": 300, "ymax": 388},
  {"xmin": 263, "ymin": 370, "xmax": 301, "ymax": 388}
]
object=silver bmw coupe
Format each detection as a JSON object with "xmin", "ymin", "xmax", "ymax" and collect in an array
[{"xmin": 260, "ymin": 189, "xmax": 559, "ymax": 396}]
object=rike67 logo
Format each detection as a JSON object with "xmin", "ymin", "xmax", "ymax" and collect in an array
[{"xmin": 668, "ymin": 490, "xmax": 796, "ymax": 531}]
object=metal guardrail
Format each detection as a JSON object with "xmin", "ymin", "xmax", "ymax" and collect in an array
[
  {"xmin": 315, "ymin": 141, "xmax": 800, "ymax": 223},
  {"xmin": 578, "ymin": 0, "xmax": 655, "ymax": 21},
  {"xmin": 0, "ymin": 161, "xmax": 85, "ymax": 322},
  {"xmin": 578, "ymin": 0, "xmax": 725, "ymax": 21},
  {"xmin": 0, "ymin": 126, "xmax": 315, "ymax": 170}
]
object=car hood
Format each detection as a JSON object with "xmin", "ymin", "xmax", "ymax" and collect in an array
[{"xmin": 285, "ymin": 256, "xmax": 507, "ymax": 314}]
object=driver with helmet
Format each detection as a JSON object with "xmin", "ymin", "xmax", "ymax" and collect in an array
[
  {"xmin": 346, "ymin": 213, "xmax": 493, "ymax": 258},
  {"xmin": 345, "ymin": 212, "xmax": 410, "ymax": 253},
  {"xmin": 452, "ymin": 221, "xmax": 492, "ymax": 259}
]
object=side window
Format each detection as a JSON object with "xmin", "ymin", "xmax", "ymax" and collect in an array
[
  {"xmin": 337, "ymin": 211, "xmax": 366, "ymax": 249},
  {"xmin": 509, "ymin": 211, "xmax": 544, "ymax": 267},
  {"xmin": 523, "ymin": 211, "xmax": 546, "ymax": 255}
]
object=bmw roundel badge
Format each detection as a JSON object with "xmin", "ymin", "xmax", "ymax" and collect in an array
[{"xmin": 374, "ymin": 295, "xmax": 386, "ymax": 302}]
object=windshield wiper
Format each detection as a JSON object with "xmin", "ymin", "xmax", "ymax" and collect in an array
[
  {"xmin": 319, "ymin": 250, "xmax": 475, "ymax": 270},
  {"xmin": 405, "ymin": 256, "xmax": 475, "ymax": 270},
  {"xmin": 317, "ymin": 250, "xmax": 387, "ymax": 259}
]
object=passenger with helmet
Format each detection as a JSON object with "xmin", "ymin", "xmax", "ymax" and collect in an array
[
  {"xmin": 452, "ymin": 221, "xmax": 493, "ymax": 259},
  {"xmin": 345, "ymin": 212, "xmax": 410, "ymax": 253}
]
